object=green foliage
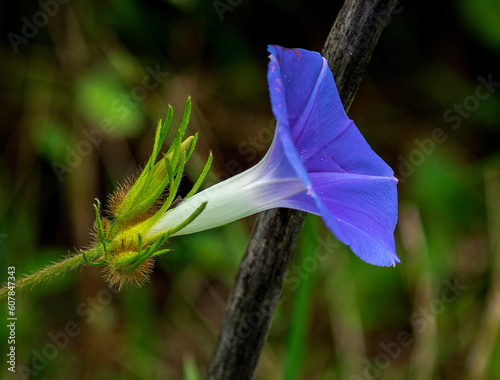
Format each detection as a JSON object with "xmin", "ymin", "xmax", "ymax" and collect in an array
[
  {"xmin": 183, "ymin": 357, "xmax": 202, "ymax": 380},
  {"xmin": 76, "ymin": 70, "xmax": 145, "ymax": 138},
  {"xmin": 1, "ymin": 0, "xmax": 499, "ymax": 378},
  {"xmin": 284, "ymin": 216, "xmax": 319, "ymax": 380},
  {"xmin": 458, "ymin": 0, "xmax": 500, "ymax": 52}
]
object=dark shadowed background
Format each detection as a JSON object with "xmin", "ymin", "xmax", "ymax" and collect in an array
[{"xmin": 1, "ymin": 0, "xmax": 499, "ymax": 379}]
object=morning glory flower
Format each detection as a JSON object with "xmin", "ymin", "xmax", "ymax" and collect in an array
[
  {"xmin": 0, "ymin": 46, "xmax": 400, "ymax": 298},
  {"xmin": 147, "ymin": 45, "xmax": 399, "ymax": 267}
]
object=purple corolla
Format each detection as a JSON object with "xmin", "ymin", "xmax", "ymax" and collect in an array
[{"xmin": 147, "ymin": 45, "xmax": 399, "ymax": 267}]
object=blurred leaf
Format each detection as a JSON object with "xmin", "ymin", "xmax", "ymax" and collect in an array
[
  {"xmin": 405, "ymin": 148, "xmax": 486, "ymax": 277},
  {"xmin": 475, "ymin": 94, "xmax": 500, "ymax": 130},
  {"xmin": 106, "ymin": 50, "xmax": 143, "ymax": 80},
  {"xmin": 164, "ymin": 0, "xmax": 200, "ymax": 11},
  {"xmin": 29, "ymin": 118, "xmax": 72, "ymax": 162},
  {"xmin": 408, "ymin": 148, "xmax": 484, "ymax": 229},
  {"xmin": 284, "ymin": 216, "xmax": 318, "ymax": 380},
  {"xmin": 415, "ymin": 63, "xmax": 469, "ymax": 106},
  {"xmin": 458, "ymin": 0, "xmax": 500, "ymax": 53},
  {"xmin": 76, "ymin": 69, "xmax": 145, "ymax": 138},
  {"xmin": 183, "ymin": 356, "xmax": 201, "ymax": 380},
  {"xmin": 165, "ymin": 222, "xmax": 246, "ymax": 276},
  {"xmin": 416, "ymin": 64, "xmax": 500, "ymax": 131},
  {"xmin": 225, "ymin": 60, "xmax": 263, "ymax": 101},
  {"xmin": 122, "ymin": 286, "xmax": 158, "ymax": 378}
]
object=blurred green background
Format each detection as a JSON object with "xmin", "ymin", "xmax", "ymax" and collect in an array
[{"xmin": 1, "ymin": 0, "xmax": 500, "ymax": 379}]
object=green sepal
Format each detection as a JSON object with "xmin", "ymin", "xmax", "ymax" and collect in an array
[
  {"xmin": 185, "ymin": 152, "xmax": 213, "ymax": 200},
  {"xmin": 82, "ymin": 250, "xmax": 106, "ymax": 267},
  {"xmin": 160, "ymin": 201, "xmax": 207, "ymax": 238},
  {"xmin": 93, "ymin": 198, "xmax": 109, "ymax": 259},
  {"xmin": 112, "ymin": 98, "xmax": 194, "ymax": 227},
  {"xmin": 108, "ymin": 201, "xmax": 206, "ymax": 275}
]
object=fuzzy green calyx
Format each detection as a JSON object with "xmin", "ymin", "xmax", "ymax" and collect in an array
[
  {"xmin": 87, "ymin": 97, "xmax": 212, "ymax": 288},
  {"xmin": 102, "ymin": 201, "xmax": 206, "ymax": 289},
  {"xmin": 0, "ymin": 97, "xmax": 212, "ymax": 299}
]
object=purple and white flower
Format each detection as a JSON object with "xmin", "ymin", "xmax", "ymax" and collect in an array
[{"xmin": 147, "ymin": 45, "xmax": 399, "ymax": 267}]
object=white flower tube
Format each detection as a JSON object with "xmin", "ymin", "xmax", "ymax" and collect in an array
[{"xmin": 146, "ymin": 147, "xmax": 307, "ymax": 238}]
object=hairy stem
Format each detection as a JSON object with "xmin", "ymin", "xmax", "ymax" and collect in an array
[{"xmin": 0, "ymin": 248, "xmax": 101, "ymax": 301}]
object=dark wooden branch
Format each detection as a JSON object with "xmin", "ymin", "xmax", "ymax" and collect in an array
[
  {"xmin": 323, "ymin": 0, "xmax": 398, "ymax": 112},
  {"xmin": 205, "ymin": 1, "xmax": 398, "ymax": 379},
  {"xmin": 205, "ymin": 208, "xmax": 306, "ymax": 380}
]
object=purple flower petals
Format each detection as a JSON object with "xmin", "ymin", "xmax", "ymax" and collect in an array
[{"xmin": 267, "ymin": 45, "xmax": 399, "ymax": 266}]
